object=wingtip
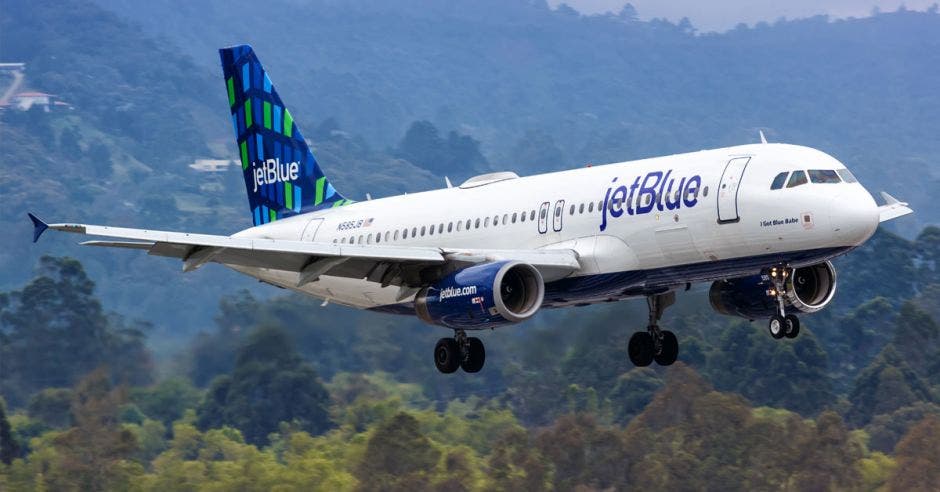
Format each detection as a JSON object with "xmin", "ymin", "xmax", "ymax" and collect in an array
[{"xmin": 28, "ymin": 213, "xmax": 48, "ymax": 243}]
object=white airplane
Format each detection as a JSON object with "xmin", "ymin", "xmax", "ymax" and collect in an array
[{"xmin": 30, "ymin": 45, "xmax": 913, "ymax": 374}]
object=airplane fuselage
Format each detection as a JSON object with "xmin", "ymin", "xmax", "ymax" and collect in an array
[{"xmin": 232, "ymin": 142, "xmax": 879, "ymax": 316}]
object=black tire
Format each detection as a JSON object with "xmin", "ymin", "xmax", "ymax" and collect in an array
[
  {"xmin": 461, "ymin": 337, "xmax": 486, "ymax": 373},
  {"xmin": 628, "ymin": 331, "xmax": 654, "ymax": 367},
  {"xmin": 654, "ymin": 330, "xmax": 679, "ymax": 366},
  {"xmin": 434, "ymin": 338, "xmax": 460, "ymax": 374},
  {"xmin": 768, "ymin": 314, "xmax": 787, "ymax": 339},
  {"xmin": 784, "ymin": 314, "xmax": 801, "ymax": 339}
]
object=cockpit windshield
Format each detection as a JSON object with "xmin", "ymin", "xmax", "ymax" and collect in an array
[
  {"xmin": 836, "ymin": 168, "xmax": 858, "ymax": 183},
  {"xmin": 808, "ymin": 169, "xmax": 841, "ymax": 184},
  {"xmin": 786, "ymin": 170, "xmax": 808, "ymax": 188}
]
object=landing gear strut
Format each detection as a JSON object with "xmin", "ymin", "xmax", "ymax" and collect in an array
[
  {"xmin": 628, "ymin": 292, "xmax": 679, "ymax": 367},
  {"xmin": 767, "ymin": 265, "xmax": 800, "ymax": 339},
  {"xmin": 434, "ymin": 330, "xmax": 485, "ymax": 374}
]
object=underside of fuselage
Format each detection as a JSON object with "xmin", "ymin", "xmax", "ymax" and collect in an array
[{"xmin": 228, "ymin": 245, "xmax": 853, "ymax": 322}]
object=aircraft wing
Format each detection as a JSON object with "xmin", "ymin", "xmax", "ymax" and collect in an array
[
  {"xmin": 28, "ymin": 214, "xmax": 580, "ymax": 288},
  {"xmin": 877, "ymin": 192, "xmax": 914, "ymax": 223}
]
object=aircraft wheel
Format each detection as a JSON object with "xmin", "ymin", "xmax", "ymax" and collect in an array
[
  {"xmin": 460, "ymin": 337, "xmax": 485, "ymax": 373},
  {"xmin": 768, "ymin": 315, "xmax": 787, "ymax": 339},
  {"xmin": 654, "ymin": 330, "xmax": 679, "ymax": 366},
  {"xmin": 784, "ymin": 314, "xmax": 801, "ymax": 339},
  {"xmin": 628, "ymin": 331, "xmax": 654, "ymax": 367},
  {"xmin": 434, "ymin": 338, "xmax": 460, "ymax": 374}
]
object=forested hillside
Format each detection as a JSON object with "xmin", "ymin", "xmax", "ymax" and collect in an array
[{"xmin": 1, "ymin": 225, "xmax": 939, "ymax": 489}]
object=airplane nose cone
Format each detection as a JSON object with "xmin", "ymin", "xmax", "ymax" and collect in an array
[{"xmin": 829, "ymin": 188, "xmax": 879, "ymax": 246}]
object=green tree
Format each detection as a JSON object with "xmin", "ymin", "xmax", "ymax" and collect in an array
[
  {"xmin": 705, "ymin": 322, "xmax": 834, "ymax": 415},
  {"xmin": 846, "ymin": 345, "xmax": 934, "ymax": 426},
  {"xmin": 888, "ymin": 415, "xmax": 940, "ymax": 492},
  {"xmin": 131, "ymin": 377, "xmax": 202, "ymax": 427},
  {"xmin": 0, "ymin": 397, "xmax": 21, "ymax": 465},
  {"xmin": 0, "ymin": 256, "xmax": 152, "ymax": 406},
  {"xmin": 27, "ymin": 388, "xmax": 73, "ymax": 429},
  {"xmin": 357, "ymin": 412, "xmax": 439, "ymax": 491},
  {"xmin": 196, "ymin": 325, "xmax": 331, "ymax": 445}
]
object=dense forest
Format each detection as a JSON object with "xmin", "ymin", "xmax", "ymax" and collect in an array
[
  {"xmin": 2, "ymin": 0, "xmax": 940, "ymax": 490},
  {"xmin": 1, "ymin": 226, "xmax": 939, "ymax": 490}
]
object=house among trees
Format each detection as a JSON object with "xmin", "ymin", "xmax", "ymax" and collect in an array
[{"xmin": 5, "ymin": 91, "xmax": 72, "ymax": 112}]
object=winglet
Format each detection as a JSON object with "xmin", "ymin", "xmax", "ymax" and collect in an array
[
  {"xmin": 877, "ymin": 191, "xmax": 913, "ymax": 222},
  {"xmin": 879, "ymin": 191, "xmax": 903, "ymax": 206},
  {"xmin": 28, "ymin": 213, "xmax": 48, "ymax": 243}
]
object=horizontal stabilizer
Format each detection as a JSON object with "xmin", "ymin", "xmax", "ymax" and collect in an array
[{"xmin": 878, "ymin": 191, "xmax": 914, "ymax": 223}]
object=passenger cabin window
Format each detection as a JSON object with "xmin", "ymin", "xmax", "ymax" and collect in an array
[
  {"xmin": 837, "ymin": 169, "xmax": 858, "ymax": 183},
  {"xmin": 520, "ymin": 212, "xmax": 526, "ymax": 222},
  {"xmin": 588, "ymin": 202, "xmax": 594, "ymax": 213},
  {"xmin": 512, "ymin": 213, "xmax": 518, "ymax": 223},
  {"xmin": 475, "ymin": 218, "xmax": 480, "ymax": 229},
  {"xmin": 770, "ymin": 172, "xmax": 789, "ymax": 190},
  {"xmin": 808, "ymin": 169, "xmax": 841, "ymax": 184},
  {"xmin": 579, "ymin": 203, "xmax": 585, "ymax": 214},
  {"xmin": 787, "ymin": 170, "xmax": 808, "ymax": 188},
  {"xmin": 530, "ymin": 210, "xmax": 536, "ymax": 221}
]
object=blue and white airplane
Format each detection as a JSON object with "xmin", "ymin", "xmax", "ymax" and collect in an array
[{"xmin": 30, "ymin": 45, "xmax": 913, "ymax": 373}]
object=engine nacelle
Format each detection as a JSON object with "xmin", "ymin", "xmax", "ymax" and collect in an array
[
  {"xmin": 415, "ymin": 261, "xmax": 545, "ymax": 329},
  {"xmin": 709, "ymin": 261, "xmax": 837, "ymax": 319}
]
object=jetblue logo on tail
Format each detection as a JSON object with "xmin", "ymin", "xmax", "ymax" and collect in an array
[
  {"xmin": 599, "ymin": 170, "xmax": 702, "ymax": 231},
  {"xmin": 252, "ymin": 158, "xmax": 300, "ymax": 193}
]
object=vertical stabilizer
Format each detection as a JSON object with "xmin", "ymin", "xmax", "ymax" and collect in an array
[{"xmin": 219, "ymin": 45, "xmax": 350, "ymax": 226}]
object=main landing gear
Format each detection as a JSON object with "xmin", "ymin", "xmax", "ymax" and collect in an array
[
  {"xmin": 434, "ymin": 330, "xmax": 485, "ymax": 374},
  {"xmin": 628, "ymin": 292, "xmax": 679, "ymax": 367},
  {"xmin": 766, "ymin": 265, "xmax": 800, "ymax": 340}
]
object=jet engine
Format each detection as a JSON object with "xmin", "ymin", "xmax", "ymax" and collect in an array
[
  {"xmin": 709, "ymin": 261, "xmax": 837, "ymax": 319},
  {"xmin": 415, "ymin": 261, "xmax": 544, "ymax": 328}
]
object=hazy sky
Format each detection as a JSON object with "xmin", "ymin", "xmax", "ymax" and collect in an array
[{"xmin": 553, "ymin": 0, "xmax": 938, "ymax": 31}]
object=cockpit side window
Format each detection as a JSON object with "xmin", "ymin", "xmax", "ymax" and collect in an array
[
  {"xmin": 808, "ymin": 169, "xmax": 841, "ymax": 184},
  {"xmin": 836, "ymin": 168, "xmax": 858, "ymax": 183},
  {"xmin": 786, "ymin": 170, "xmax": 808, "ymax": 188},
  {"xmin": 770, "ymin": 172, "xmax": 789, "ymax": 190}
]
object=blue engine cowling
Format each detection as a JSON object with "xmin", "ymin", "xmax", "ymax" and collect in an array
[
  {"xmin": 709, "ymin": 261, "xmax": 837, "ymax": 319},
  {"xmin": 415, "ymin": 261, "xmax": 545, "ymax": 329}
]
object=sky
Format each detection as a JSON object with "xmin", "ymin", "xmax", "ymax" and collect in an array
[{"xmin": 553, "ymin": 0, "xmax": 938, "ymax": 32}]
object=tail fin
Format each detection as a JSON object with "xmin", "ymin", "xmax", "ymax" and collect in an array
[{"xmin": 219, "ymin": 45, "xmax": 350, "ymax": 226}]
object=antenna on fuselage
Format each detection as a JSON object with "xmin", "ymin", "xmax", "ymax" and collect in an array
[
  {"xmin": 759, "ymin": 130, "xmax": 768, "ymax": 144},
  {"xmin": 444, "ymin": 176, "xmax": 453, "ymax": 188},
  {"xmin": 366, "ymin": 193, "xmax": 372, "ymax": 201}
]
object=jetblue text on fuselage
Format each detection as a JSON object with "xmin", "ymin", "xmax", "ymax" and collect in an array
[
  {"xmin": 599, "ymin": 170, "xmax": 702, "ymax": 231},
  {"xmin": 252, "ymin": 158, "xmax": 300, "ymax": 192}
]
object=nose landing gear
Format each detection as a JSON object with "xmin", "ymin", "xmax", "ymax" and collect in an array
[
  {"xmin": 767, "ymin": 265, "xmax": 801, "ymax": 339},
  {"xmin": 628, "ymin": 292, "xmax": 679, "ymax": 367}
]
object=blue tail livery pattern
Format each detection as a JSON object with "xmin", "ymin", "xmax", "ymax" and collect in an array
[{"xmin": 219, "ymin": 45, "xmax": 350, "ymax": 226}]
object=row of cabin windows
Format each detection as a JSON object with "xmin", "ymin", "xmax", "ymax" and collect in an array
[
  {"xmin": 331, "ymin": 187, "xmax": 711, "ymax": 245},
  {"xmin": 770, "ymin": 168, "xmax": 858, "ymax": 190},
  {"xmin": 334, "ymin": 209, "xmax": 539, "ymax": 245}
]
